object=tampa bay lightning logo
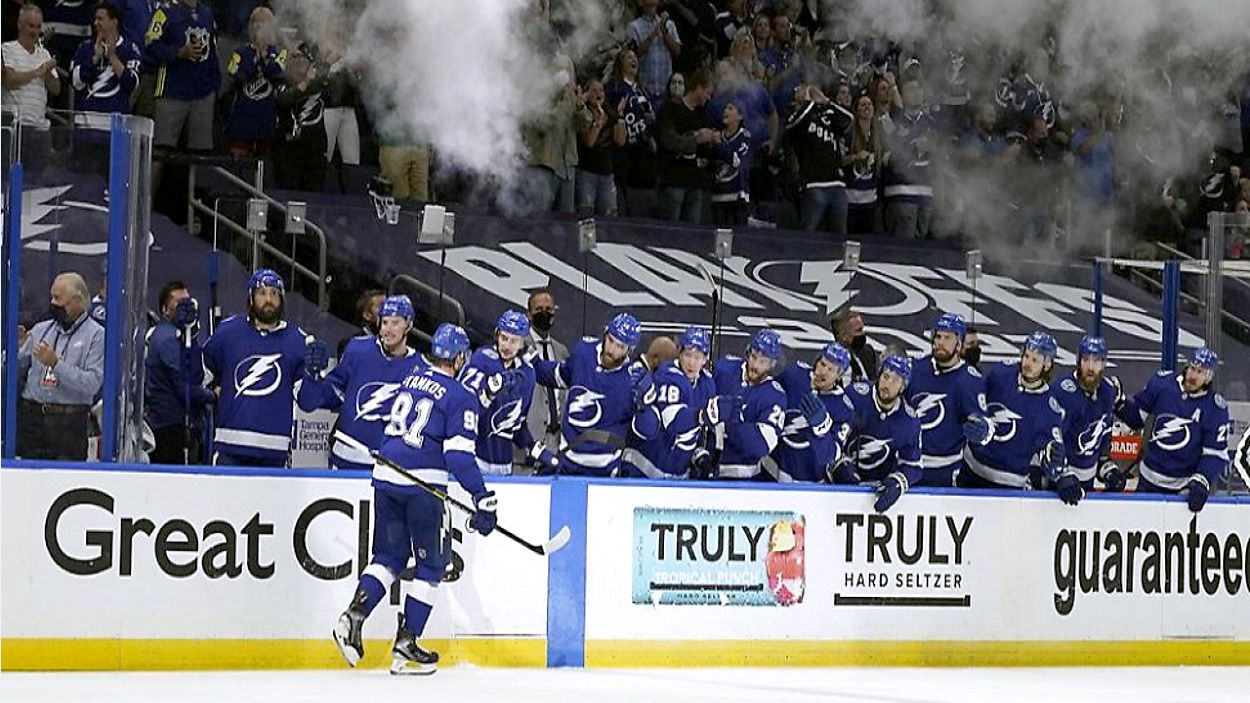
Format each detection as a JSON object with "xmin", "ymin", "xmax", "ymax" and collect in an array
[
  {"xmin": 911, "ymin": 392, "xmax": 947, "ymax": 432},
  {"xmin": 489, "ymin": 398, "xmax": 525, "ymax": 439},
  {"xmin": 234, "ymin": 354, "xmax": 282, "ymax": 397},
  {"xmin": 566, "ymin": 386, "xmax": 604, "ymax": 429},
  {"xmin": 1152, "ymin": 413, "xmax": 1195, "ymax": 452},
  {"xmin": 857, "ymin": 436, "xmax": 893, "ymax": 470},
  {"xmin": 1076, "ymin": 416, "xmax": 1112, "ymax": 456},
  {"xmin": 781, "ymin": 409, "xmax": 810, "ymax": 450},
  {"xmin": 354, "ymin": 382, "xmax": 400, "ymax": 422},
  {"xmin": 986, "ymin": 403, "xmax": 1021, "ymax": 443}
]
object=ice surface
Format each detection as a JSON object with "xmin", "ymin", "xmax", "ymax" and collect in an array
[{"xmin": 2, "ymin": 667, "xmax": 1248, "ymax": 703}]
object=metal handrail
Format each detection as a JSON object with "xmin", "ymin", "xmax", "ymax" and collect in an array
[
  {"xmin": 187, "ymin": 161, "xmax": 329, "ymax": 309},
  {"xmin": 1124, "ymin": 251, "xmax": 1250, "ymax": 337}
]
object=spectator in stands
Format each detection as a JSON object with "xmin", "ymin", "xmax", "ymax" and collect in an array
[
  {"xmin": 870, "ymin": 72, "xmax": 901, "ymax": 128},
  {"xmin": 710, "ymin": 100, "xmax": 751, "ymax": 226},
  {"xmin": 16, "ymin": 271, "xmax": 104, "ymax": 461},
  {"xmin": 657, "ymin": 68, "xmax": 717, "ymax": 223},
  {"xmin": 339, "ymin": 288, "xmax": 384, "ymax": 357},
  {"xmin": 121, "ymin": 0, "xmax": 156, "ymax": 118},
  {"xmin": 712, "ymin": 0, "xmax": 750, "ymax": 59},
  {"xmin": 1070, "ymin": 100, "xmax": 1119, "ymax": 247},
  {"xmin": 1010, "ymin": 113, "xmax": 1066, "ymax": 241},
  {"xmin": 315, "ymin": 21, "xmax": 363, "ymax": 189},
  {"xmin": 576, "ymin": 77, "xmax": 627, "ymax": 217},
  {"xmin": 664, "ymin": 0, "xmax": 716, "ymax": 77},
  {"xmin": 831, "ymin": 308, "xmax": 876, "ymax": 381},
  {"xmin": 146, "ymin": 0, "xmax": 219, "ymax": 191},
  {"xmin": 145, "ymin": 280, "xmax": 214, "ymax": 464},
  {"xmin": 962, "ymin": 325, "xmax": 982, "ymax": 369},
  {"xmin": 70, "ymin": 3, "xmax": 140, "ymax": 115},
  {"xmin": 628, "ymin": 0, "xmax": 682, "ymax": 103},
  {"xmin": 847, "ymin": 93, "xmax": 884, "ymax": 234},
  {"xmin": 883, "ymin": 77, "xmax": 937, "ymax": 240},
  {"xmin": 40, "ymin": 0, "xmax": 93, "ymax": 76},
  {"xmin": 787, "ymin": 83, "xmax": 853, "ymax": 234},
  {"xmin": 117, "ymin": 0, "xmax": 152, "ymax": 45},
  {"xmin": 605, "ymin": 47, "xmax": 657, "ymax": 214},
  {"xmin": 522, "ymin": 288, "xmax": 567, "ymax": 470},
  {"xmin": 520, "ymin": 53, "xmax": 580, "ymax": 214},
  {"xmin": 2, "ymin": 3, "xmax": 60, "ymax": 129},
  {"xmin": 373, "ymin": 68, "xmax": 431, "ymax": 203},
  {"xmin": 274, "ymin": 44, "xmax": 328, "ymax": 191},
  {"xmin": 224, "ymin": 6, "xmax": 284, "ymax": 158},
  {"xmin": 750, "ymin": 13, "xmax": 772, "ymax": 57}
]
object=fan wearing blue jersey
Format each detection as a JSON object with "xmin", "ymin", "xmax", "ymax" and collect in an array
[
  {"xmin": 1116, "ymin": 347, "xmax": 1230, "ymax": 512},
  {"xmin": 333, "ymin": 324, "xmax": 494, "ymax": 676},
  {"xmin": 837, "ymin": 355, "xmax": 923, "ymax": 512},
  {"xmin": 906, "ymin": 313, "xmax": 992, "ymax": 487},
  {"xmin": 768, "ymin": 342, "xmax": 855, "ymax": 483},
  {"xmin": 296, "ymin": 295, "xmax": 424, "ymax": 470},
  {"xmin": 203, "ymin": 269, "xmax": 319, "ymax": 467},
  {"xmin": 532, "ymin": 312, "xmax": 653, "ymax": 476},
  {"xmin": 958, "ymin": 331, "xmax": 1078, "ymax": 504},
  {"xmin": 1051, "ymin": 336, "xmax": 1121, "ymax": 492},
  {"xmin": 460, "ymin": 310, "xmax": 553, "ymax": 476},
  {"xmin": 709, "ymin": 329, "xmax": 788, "ymax": 479}
]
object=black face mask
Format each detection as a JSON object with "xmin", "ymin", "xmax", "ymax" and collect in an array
[
  {"xmin": 531, "ymin": 310, "xmax": 555, "ymax": 334},
  {"xmin": 849, "ymin": 334, "xmax": 867, "ymax": 352},
  {"xmin": 963, "ymin": 346, "xmax": 982, "ymax": 367},
  {"xmin": 49, "ymin": 303, "xmax": 71, "ymax": 329}
]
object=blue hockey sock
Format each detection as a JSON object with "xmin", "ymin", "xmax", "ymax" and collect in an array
[{"xmin": 402, "ymin": 580, "xmax": 439, "ymax": 636}]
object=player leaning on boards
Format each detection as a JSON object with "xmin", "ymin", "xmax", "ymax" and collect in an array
[
  {"xmin": 706, "ymin": 328, "xmax": 789, "ymax": 480},
  {"xmin": 1115, "ymin": 347, "xmax": 1230, "ymax": 512},
  {"xmin": 333, "ymin": 324, "xmax": 496, "ymax": 675},
  {"xmin": 1050, "ymin": 335, "xmax": 1122, "ymax": 493},
  {"xmin": 770, "ymin": 341, "xmax": 856, "ymax": 483}
]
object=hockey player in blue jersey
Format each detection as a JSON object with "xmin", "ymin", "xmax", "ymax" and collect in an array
[
  {"xmin": 203, "ymin": 269, "xmax": 319, "ymax": 467},
  {"xmin": 532, "ymin": 312, "xmax": 652, "ymax": 476},
  {"xmin": 834, "ymin": 354, "xmax": 923, "ymax": 512},
  {"xmin": 1051, "ymin": 336, "xmax": 1120, "ymax": 491},
  {"xmin": 906, "ymin": 313, "xmax": 992, "ymax": 487},
  {"xmin": 460, "ymin": 310, "xmax": 555, "ymax": 476},
  {"xmin": 332, "ymin": 323, "xmax": 495, "ymax": 675},
  {"xmin": 1116, "ymin": 347, "xmax": 1231, "ymax": 512},
  {"xmin": 957, "ymin": 331, "xmax": 1079, "ymax": 504},
  {"xmin": 769, "ymin": 342, "xmax": 856, "ymax": 483},
  {"xmin": 296, "ymin": 295, "xmax": 425, "ymax": 470},
  {"xmin": 710, "ymin": 329, "xmax": 788, "ymax": 480}
]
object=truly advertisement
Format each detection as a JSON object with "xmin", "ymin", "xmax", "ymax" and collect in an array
[
  {"xmin": 832, "ymin": 512, "xmax": 974, "ymax": 609},
  {"xmin": 632, "ymin": 507, "xmax": 805, "ymax": 606}
]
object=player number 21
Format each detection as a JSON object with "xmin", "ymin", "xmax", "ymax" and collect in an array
[{"xmin": 385, "ymin": 393, "xmax": 434, "ymax": 448}]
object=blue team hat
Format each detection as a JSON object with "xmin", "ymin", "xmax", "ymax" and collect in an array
[
  {"xmin": 430, "ymin": 323, "xmax": 470, "ymax": 361},
  {"xmin": 247, "ymin": 268, "xmax": 285, "ymax": 298},
  {"xmin": 880, "ymin": 354, "xmax": 913, "ymax": 386},
  {"xmin": 496, "ymin": 309, "xmax": 531, "ymax": 337},
  {"xmin": 1078, "ymin": 335, "xmax": 1107, "ymax": 360},
  {"xmin": 679, "ymin": 326, "xmax": 712, "ymax": 355},
  {"xmin": 749, "ymin": 328, "xmax": 782, "ymax": 360},
  {"xmin": 605, "ymin": 312, "xmax": 642, "ymax": 347},
  {"xmin": 820, "ymin": 342, "xmax": 852, "ymax": 371},
  {"xmin": 1188, "ymin": 347, "xmax": 1219, "ymax": 372},
  {"xmin": 379, "ymin": 295, "xmax": 415, "ymax": 323},
  {"xmin": 1023, "ymin": 330, "xmax": 1058, "ymax": 361},
  {"xmin": 933, "ymin": 312, "xmax": 967, "ymax": 339}
]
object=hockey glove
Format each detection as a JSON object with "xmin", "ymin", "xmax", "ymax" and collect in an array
[
  {"xmin": 1055, "ymin": 473, "xmax": 1085, "ymax": 506},
  {"xmin": 1187, "ymin": 475, "xmax": 1210, "ymax": 513},
  {"xmin": 304, "ymin": 339, "xmax": 329, "ymax": 376},
  {"xmin": 1040, "ymin": 439, "xmax": 1066, "ymax": 480},
  {"xmin": 826, "ymin": 457, "xmax": 859, "ymax": 485},
  {"xmin": 630, "ymin": 372, "xmax": 656, "ymax": 413},
  {"xmin": 173, "ymin": 297, "xmax": 199, "ymax": 330},
  {"xmin": 528, "ymin": 441, "xmax": 560, "ymax": 475},
  {"xmin": 1098, "ymin": 461, "xmax": 1127, "ymax": 493},
  {"xmin": 690, "ymin": 447, "xmax": 719, "ymax": 480},
  {"xmin": 799, "ymin": 393, "xmax": 830, "ymax": 433},
  {"xmin": 874, "ymin": 473, "xmax": 908, "ymax": 513},
  {"xmin": 962, "ymin": 414, "xmax": 993, "ymax": 446},
  {"xmin": 1107, "ymin": 375, "xmax": 1125, "ymax": 411},
  {"xmin": 700, "ymin": 396, "xmax": 742, "ymax": 427},
  {"xmin": 469, "ymin": 491, "xmax": 498, "ymax": 535}
]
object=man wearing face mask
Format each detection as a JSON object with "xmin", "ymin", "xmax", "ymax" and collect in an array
[
  {"xmin": 962, "ymin": 324, "xmax": 982, "ymax": 368},
  {"xmin": 522, "ymin": 289, "xmax": 568, "ymax": 464},
  {"xmin": 339, "ymin": 289, "xmax": 385, "ymax": 358},
  {"xmin": 831, "ymin": 308, "xmax": 877, "ymax": 381},
  {"xmin": 17, "ymin": 272, "xmax": 105, "ymax": 460}
]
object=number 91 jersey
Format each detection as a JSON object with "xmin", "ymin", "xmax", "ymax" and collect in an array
[{"xmin": 374, "ymin": 367, "xmax": 481, "ymax": 495}]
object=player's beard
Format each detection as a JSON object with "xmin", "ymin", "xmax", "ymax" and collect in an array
[
  {"xmin": 251, "ymin": 301, "xmax": 282, "ymax": 325},
  {"xmin": 1078, "ymin": 368, "xmax": 1101, "ymax": 392},
  {"xmin": 933, "ymin": 346, "xmax": 958, "ymax": 367}
]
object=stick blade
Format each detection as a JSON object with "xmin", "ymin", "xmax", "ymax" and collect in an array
[{"xmin": 542, "ymin": 525, "xmax": 572, "ymax": 555}]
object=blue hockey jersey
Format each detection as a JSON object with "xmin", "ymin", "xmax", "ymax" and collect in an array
[
  {"xmin": 1051, "ymin": 373, "xmax": 1116, "ymax": 484},
  {"xmin": 225, "ymin": 44, "xmax": 286, "ymax": 141},
  {"xmin": 883, "ymin": 109, "xmax": 937, "ymax": 203},
  {"xmin": 374, "ymin": 366, "xmax": 486, "ymax": 498},
  {"xmin": 712, "ymin": 357, "xmax": 787, "ymax": 479},
  {"xmin": 846, "ymin": 381, "xmax": 923, "ymax": 486},
  {"xmin": 964, "ymin": 362, "xmax": 1065, "ymax": 488},
  {"xmin": 1118, "ymin": 371, "xmax": 1231, "ymax": 491},
  {"xmin": 534, "ymin": 338, "xmax": 639, "ymax": 476},
  {"xmin": 203, "ymin": 316, "xmax": 309, "ymax": 463},
  {"xmin": 460, "ymin": 347, "xmax": 537, "ymax": 475},
  {"xmin": 710, "ymin": 126, "xmax": 753, "ymax": 204},
  {"xmin": 70, "ymin": 37, "xmax": 142, "ymax": 114},
  {"xmin": 772, "ymin": 362, "xmax": 854, "ymax": 482},
  {"xmin": 623, "ymin": 360, "xmax": 702, "ymax": 479},
  {"xmin": 296, "ymin": 335, "xmax": 425, "ymax": 471},
  {"xmin": 906, "ymin": 356, "xmax": 987, "ymax": 484},
  {"xmin": 146, "ymin": 0, "xmax": 220, "ymax": 100}
]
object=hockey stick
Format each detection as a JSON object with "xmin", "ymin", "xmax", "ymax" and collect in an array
[
  {"xmin": 697, "ymin": 262, "xmax": 720, "ymax": 359},
  {"xmin": 374, "ymin": 454, "xmax": 572, "ymax": 556}
]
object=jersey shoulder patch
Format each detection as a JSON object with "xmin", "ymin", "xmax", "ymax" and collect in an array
[
  {"xmin": 1060, "ymin": 378, "xmax": 1077, "ymax": 393},
  {"xmin": 1048, "ymin": 396, "xmax": 1065, "ymax": 417},
  {"xmin": 482, "ymin": 348, "xmax": 500, "ymax": 360},
  {"xmin": 966, "ymin": 365, "xmax": 982, "ymax": 378},
  {"xmin": 1155, "ymin": 369, "xmax": 1172, "ymax": 377},
  {"xmin": 904, "ymin": 404, "xmax": 917, "ymax": 418},
  {"xmin": 768, "ymin": 380, "xmax": 784, "ymax": 393},
  {"xmin": 852, "ymin": 381, "xmax": 871, "ymax": 396},
  {"xmin": 1214, "ymin": 393, "xmax": 1227, "ymax": 409},
  {"xmin": 581, "ymin": 336, "xmax": 598, "ymax": 344}
]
